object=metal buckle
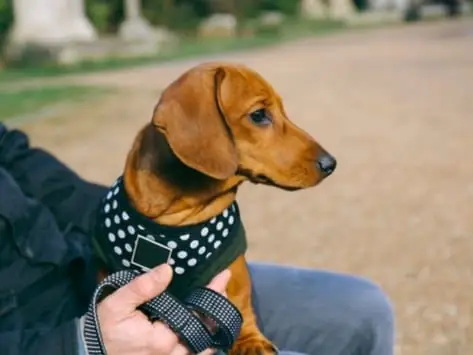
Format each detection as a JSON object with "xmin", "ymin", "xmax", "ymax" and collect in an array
[{"xmin": 131, "ymin": 235, "xmax": 172, "ymax": 271}]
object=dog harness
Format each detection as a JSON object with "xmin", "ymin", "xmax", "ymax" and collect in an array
[{"xmin": 89, "ymin": 176, "xmax": 247, "ymax": 353}]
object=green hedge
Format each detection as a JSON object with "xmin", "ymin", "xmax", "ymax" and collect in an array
[{"xmin": 0, "ymin": 0, "xmax": 13, "ymax": 50}]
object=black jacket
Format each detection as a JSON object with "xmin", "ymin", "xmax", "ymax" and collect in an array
[{"xmin": 0, "ymin": 123, "xmax": 107, "ymax": 354}]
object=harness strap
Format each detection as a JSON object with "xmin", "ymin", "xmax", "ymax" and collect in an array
[
  {"xmin": 83, "ymin": 270, "xmax": 242, "ymax": 354},
  {"xmin": 139, "ymin": 289, "xmax": 215, "ymax": 353},
  {"xmin": 185, "ymin": 287, "xmax": 243, "ymax": 349}
]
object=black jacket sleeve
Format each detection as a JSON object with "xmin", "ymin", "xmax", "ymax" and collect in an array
[{"xmin": 0, "ymin": 123, "xmax": 108, "ymax": 233}]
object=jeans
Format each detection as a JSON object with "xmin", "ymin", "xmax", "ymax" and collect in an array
[{"xmin": 249, "ymin": 263, "xmax": 395, "ymax": 355}]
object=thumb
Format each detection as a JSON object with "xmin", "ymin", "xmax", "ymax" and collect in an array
[{"xmin": 102, "ymin": 264, "xmax": 173, "ymax": 315}]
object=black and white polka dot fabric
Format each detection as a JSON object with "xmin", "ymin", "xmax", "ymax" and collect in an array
[
  {"xmin": 83, "ymin": 270, "xmax": 243, "ymax": 354},
  {"xmin": 97, "ymin": 176, "xmax": 240, "ymax": 283}
]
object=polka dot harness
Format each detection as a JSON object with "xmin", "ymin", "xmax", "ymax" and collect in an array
[
  {"xmin": 89, "ymin": 176, "xmax": 246, "ymax": 353},
  {"xmin": 95, "ymin": 176, "xmax": 243, "ymax": 296}
]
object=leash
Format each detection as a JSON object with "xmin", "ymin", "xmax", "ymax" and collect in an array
[{"xmin": 83, "ymin": 269, "xmax": 242, "ymax": 354}]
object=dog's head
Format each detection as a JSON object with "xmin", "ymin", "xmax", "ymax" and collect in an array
[{"xmin": 151, "ymin": 62, "xmax": 336, "ymax": 191}]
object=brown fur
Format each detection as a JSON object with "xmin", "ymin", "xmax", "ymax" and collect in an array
[{"xmin": 108, "ymin": 62, "xmax": 334, "ymax": 354}]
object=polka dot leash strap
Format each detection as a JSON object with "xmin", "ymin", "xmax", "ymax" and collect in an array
[
  {"xmin": 185, "ymin": 287, "xmax": 243, "ymax": 349},
  {"xmin": 83, "ymin": 270, "xmax": 243, "ymax": 354}
]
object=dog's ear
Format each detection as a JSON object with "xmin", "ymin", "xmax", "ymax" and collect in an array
[{"xmin": 152, "ymin": 66, "xmax": 238, "ymax": 180}]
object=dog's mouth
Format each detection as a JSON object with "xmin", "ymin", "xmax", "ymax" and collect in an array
[{"xmin": 237, "ymin": 168, "xmax": 302, "ymax": 191}]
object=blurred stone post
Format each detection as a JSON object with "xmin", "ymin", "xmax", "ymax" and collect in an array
[
  {"xmin": 300, "ymin": 0, "xmax": 356, "ymax": 21},
  {"xmin": 300, "ymin": 0, "xmax": 329, "ymax": 20},
  {"xmin": 119, "ymin": 0, "xmax": 155, "ymax": 41},
  {"xmin": 68, "ymin": 0, "xmax": 98, "ymax": 42},
  {"xmin": 329, "ymin": 0, "xmax": 357, "ymax": 21},
  {"xmin": 9, "ymin": 0, "xmax": 97, "ymax": 45}
]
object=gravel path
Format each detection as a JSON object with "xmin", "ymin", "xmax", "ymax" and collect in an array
[{"xmin": 19, "ymin": 18, "xmax": 473, "ymax": 355}]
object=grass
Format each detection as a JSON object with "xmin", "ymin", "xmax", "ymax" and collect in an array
[
  {"xmin": 0, "ymin": 85, "xmax": 109, "ymax": 122},
  {"xmin": 0, "ymin": 19, "xmax": 346, "ymax": 124},
  {"xmin": 0, "ymin": 13, "xmax": 460, "ymax": 124},
  {"xmin": 0, "ymin": 19, "xmax": 347, "ymax": 83}
]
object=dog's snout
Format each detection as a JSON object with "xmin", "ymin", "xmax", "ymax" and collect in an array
[{"xmin": 316, "ymin": 154, "xmax": 337, "ymax": 176}]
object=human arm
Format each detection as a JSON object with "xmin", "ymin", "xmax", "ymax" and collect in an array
[{"xmin": 0, "ymin": 124, "xmax": 107, "ymax": 233}]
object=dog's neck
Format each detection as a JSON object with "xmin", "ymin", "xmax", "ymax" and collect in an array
[{"xmin": 123, "ymin": 124, "xmax": 244, "ymax": 226}]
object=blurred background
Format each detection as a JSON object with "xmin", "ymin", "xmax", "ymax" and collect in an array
[{"xmin": 1, "ymin": 1, "xmax": 472, "ymax": 354}]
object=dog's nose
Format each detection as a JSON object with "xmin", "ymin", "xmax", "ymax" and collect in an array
[{"xmin": 317, "ymin": 154, "xmax": 337, "ymax": 176}]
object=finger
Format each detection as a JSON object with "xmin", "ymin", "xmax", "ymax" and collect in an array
[
  {"xmin": 102, "ymin": 264, "xmax": 173, "ymax": 315},
  {"xmin": 149, "ymin": 322, "xmax": 181, "ymax": 354},
  {"xmin": 169, "ymin": 342, "xmax": 191, "ymax": 355},
  {"xmin": 151, "ymin": 323, "xmax": 213, "ymax": 355},
  {"xmin": 205, "ymin": 269, "xmax": 231, "ymax": 294},
  {"xmin": 198, "ymin": 349, "xmax": 217, "ymax": 355},
  {"xmin": 168, "ymin": 342, "xmax": 216, "ymax": 355}
]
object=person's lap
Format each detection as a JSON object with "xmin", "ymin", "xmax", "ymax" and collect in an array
[{"xmin": 248, "ymin": 263, "xmax": 395, "ymax": 355}]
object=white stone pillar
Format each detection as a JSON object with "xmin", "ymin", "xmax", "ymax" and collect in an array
[
  {"xmin": 10, "ymin": 0, "xmax": 68, "ymax": 44},
  {"xmin": 329, "ymin": 0, "xmax": 357, "ymax": 21},
  {"xmin": 369, "ymin": 0, "xmax": 412, "ymax": 11},
  {"xmin": 9, "ymin": 0, "xmax": 96, "ymax": 45},
  {"xmin": 125, "ymin": 0, "xmax": 141, "ymax": 18},
  {"xmin": 67, "ymin": 0, "xmax": 98, "ymax": 42},
  {"xmin": 300, "ymin": 0, "xmax": 329, "ymax": 20},
  {"xmin": 119, "ymin": 0, "xmax": 155, "ymax": 41}
]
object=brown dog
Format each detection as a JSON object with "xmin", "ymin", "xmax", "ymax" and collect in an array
[{"xmin": 103, "ymin": 62, "xmax": 336, "ymax": 354}]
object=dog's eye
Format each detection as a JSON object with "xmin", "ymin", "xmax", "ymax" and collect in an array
[{"xmin": 249, "ymin": 109, "xmax": 271, "ymax": 126}]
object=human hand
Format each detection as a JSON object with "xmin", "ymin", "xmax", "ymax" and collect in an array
[{"xmin": 96, "ymin": 264, "xmax": 231, "ymax": 355}]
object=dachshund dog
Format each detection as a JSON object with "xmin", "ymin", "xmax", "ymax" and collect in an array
[{"xmin": 101, "ymin": 62, "xmax": 336, "ymax": 355}]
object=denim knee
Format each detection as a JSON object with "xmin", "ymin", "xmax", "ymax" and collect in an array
[{"xmin": 344, "ymin": 280, "xmax": 395, "ymax": 354}]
